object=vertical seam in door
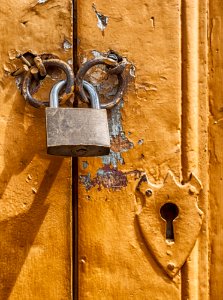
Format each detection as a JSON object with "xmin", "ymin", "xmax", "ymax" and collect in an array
[{"xmin": 72, "ymin": 0, "xmax": 78, "ymax": 299}]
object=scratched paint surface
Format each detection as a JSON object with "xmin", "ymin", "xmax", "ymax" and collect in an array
[
  {"xmin": 77, "ymin": 0, "xmax": 182, "ymax": 298},
  {"xmin": 0, "ymin": 1, "xmax": 72, "ymax": 299},
  {"xmin": 209, "ymin": 1, "xmax": 223, "ymax": 298}
]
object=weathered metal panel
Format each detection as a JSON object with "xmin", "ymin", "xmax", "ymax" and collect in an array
[
  {"xmin": 77, "ymin": 0, "xmax": 209, "ymax": 299},
  {"xmin": 77, "ymin": 0, "xmax": 182, "ymax": 298},
  {"xmin": 0, "ymin": 1, "xmax": 72, "ymax": 299},
  {"xmin": 209, "ymin": 1, "xmax": 223, "ymax": 299}
]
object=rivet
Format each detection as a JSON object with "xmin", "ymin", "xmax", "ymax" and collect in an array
[
  {"xmin": 146, "ymin": 189, "xmax": 153, "ymax": 197},
  {"xmin": 167, "ymin": 263, "xmax": 175, "ymax": 271}
]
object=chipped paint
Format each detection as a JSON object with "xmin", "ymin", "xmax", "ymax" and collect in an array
[
  {"xmin": 92, "ymin": 3, "xmax": 109, "ymax": 32},
  {"xmin": 83, "ymin": 51, "xmax": 135, "ymax": 168},
  {"xmin": 63, "ymin": 39, "xmax": 72, "ymax": 51},
  {"xmin": 67, "ymin": 58, "xmax": 73, "ymax": 65},
  {"xmin": 138, "ymin": 139, "xmax": 144, "ymax": 145},
  {"xmin": 82, "ymin": 161, "xmax": 89, "ymax": 169},
  {"xmin": 91, "ymin": 50, "xmax": 102, "ymax": 59},
  {"xmin": 80, "ymin": 166, "xmax": 142, "ymax": 190},
  {"xmin": 79, "ymin": 50, "xmax": 135, "ymax": 190},
  {"xmin": 38, "ymin": 0, "xmax": 48, "ymax": 3},
  {"xmin": 102, "ymin": 101, "xmax": 134, "ymax": 167}
]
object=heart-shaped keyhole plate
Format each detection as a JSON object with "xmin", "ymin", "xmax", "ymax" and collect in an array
[{"xmin": 136, "ymin": 171, "xmax": 203, "ymax": 278}]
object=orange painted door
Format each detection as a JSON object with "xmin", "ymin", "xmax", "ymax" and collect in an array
[
  {"xmin": 0, "ymin": 1, "xmax": 72, "ymax": 299},
  {"xmin": 0, "ymin": 0, "xmax": 223, "ymax": 299},
  {"xmin": 77, "ymin": 0, "xmax": 211, "ymax": 299}
]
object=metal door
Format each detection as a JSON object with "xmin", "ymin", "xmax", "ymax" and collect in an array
[{"xmin": 0, "ymin": 0, "xmax": 223, "ymax": 299}]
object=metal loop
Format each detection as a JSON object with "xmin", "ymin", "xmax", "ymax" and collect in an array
[
  {"xmin": 22, "ymin": 59, "xmax": 75, "ymax": 108},
  {"xmin": 76, "ymin": 57, "xmax": 127, "ymax": 109},
  {"xmin": 34, "ymin": 56, "xmax": 47, "ymax": 77}
]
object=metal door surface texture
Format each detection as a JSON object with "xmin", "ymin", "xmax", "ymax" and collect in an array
[
  {"xmin": 0, "ymin": 0, "xmax": 222, "ymax": 299},
  {"xmin": 77, "ymin": 0, "xmax": 210, "ymax": 299},
  {"xmin": 0, "ymin": 1, "xmax": 72, "ymax": 299}
]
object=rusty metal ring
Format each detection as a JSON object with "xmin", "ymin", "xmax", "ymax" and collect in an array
[
  {"xmin": 76, "ymin": 57, "xmax": 127, "ymax": 109},
  {"xmin": 22, "ymin": 59, "xmax": 75, "ymax": 108}
]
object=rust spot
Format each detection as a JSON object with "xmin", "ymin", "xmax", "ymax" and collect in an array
[
  {"xmin": 11, "ymin": 52, "xmax": 61, "ymax": 94},
  {"xmin": 110, "ymin": 134, "xmax": 133, "ymax": 152},
  {"xmin": 80, "ymin": 166, "xmax": 142, "ymax": 191}
]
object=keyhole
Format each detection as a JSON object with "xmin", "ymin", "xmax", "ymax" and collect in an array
[{"xmin": 160, "ymin": 203, "xmax": 179, "ymax": 242}]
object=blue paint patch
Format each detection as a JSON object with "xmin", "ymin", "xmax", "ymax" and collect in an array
[
  {"xmin": 80, "ymin": 166, "xmax": 142, "ymax": 191},
  {"xmin": 101, "ymin": 100, "xmax": 134, "ymax": 167},
  {"xmin": 90, "ymin": 51, "xmax": 134, "ymax": 168},
  {"xmin": 79, "ymin": 173, "xmax": 93, "ymax": 190},
  {"xmin": 82, "ymin": 161, "xmax": 89, "ymax": 169},
  {"xmin": 102, "ymin": 151, "xmax": 125, "ymax": 168},
  {"xmin": 108, "ymin": 101, "xmax": 124, "ymax": 137}
]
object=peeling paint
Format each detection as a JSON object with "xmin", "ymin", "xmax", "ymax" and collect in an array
[
  {"xmin": 80, "ymin": 173, "xmax": 92, "ymax": 190},
  {"xmin": 80, "ymin": 166, "xmax": 142, "ymax": 190},
  {"xmin": 102, "ymin": 101, "xmax": 134, "ymax": 167},
  {"xmin": 67, "ymin": 58, "xmax": 73, "ymax": 65},
  {"xmin": 92, "ymin": 3, "xmax": 109, "ymax": 32},
  {"xmin": 111, "ymin": 134, "xmax": 133, "ymax": 152},
  {"xmin": 138, "ymin": 139, "xmax": 144, "ymax": 145},
  {"xmin": 63, "ymin": 39, "xmax": 72, "ymax": 51},
  {"xmin": 108, "ymin": 101, "xmax": 124, "ymax": 137},
  {"xmin": 91, "ymin": 50, "xmax": 102, "ymax": 59},
  {"xmin": 82, "ymin": 161, "xmax": 89, "ymax": 170},
  {"xmin": 85, "ymin": 51, "xmax": 135, "ymax": 168}
]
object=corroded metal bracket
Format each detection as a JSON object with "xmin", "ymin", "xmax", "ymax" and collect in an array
[{"xmin": 136, "ymin": 171, "xmax": 203, "ymax": 278}]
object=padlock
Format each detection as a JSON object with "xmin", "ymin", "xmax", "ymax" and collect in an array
[{"xmin": 45, "ymin": 80, "xmax": 110, "ymax": 157}]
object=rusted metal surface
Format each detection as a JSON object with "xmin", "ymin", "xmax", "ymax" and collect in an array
[
  {"xmin": 80, "ymin": 166, "xmax": 142, "ymax": 190},
  {"xmin": 22, "ymin": 59, "xmax": 75, "ymax": 108},
  {"xmin": 76, "ymin": 53, "xmax": 131, "ymax": 109},
  {"xmin": 16, "ymin": 54, "xmax": 32, "ymax": 67},
  {"xmin": 34, "ymin": 56, "xmax": 47, "ymax": 77}
]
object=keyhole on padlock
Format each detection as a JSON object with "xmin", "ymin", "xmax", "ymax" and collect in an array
[{"xmin": 160, "ymin": 203, "xmax": 179, "ymax": 242}]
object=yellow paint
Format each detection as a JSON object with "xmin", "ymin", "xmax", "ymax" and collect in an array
[
  {"xmin": 0, "ymin": 1, "xmax": 72, "ymax": 299},
  {"xmin": 0, "ymin": 0, "xmax": 221, "ymax": 298},
  {"xmin": 78, "ymin": 0, "xmax": 182, "ymax": 298},
  {"xmin": 77, "ymin": 0, "xmax": 209, "ymax": 299},
  {"xmin": 209, "ymin": 1, "xmax": 223, "ymax": 299}
]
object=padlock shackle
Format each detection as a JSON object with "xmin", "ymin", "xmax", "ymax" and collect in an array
[
  {"xmin": 50, "ymin": 80, "xmax": 66, "ymax": 108},
  {"xmin": 83, "ymin": 81, "xmax": 100, "ymax": 109},
  {"xmin": 49, "ymin": 80, "xmax": 100, "ymax": 109}
]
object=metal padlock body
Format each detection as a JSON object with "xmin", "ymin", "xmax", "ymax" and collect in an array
[
  {"xmin": 46, "ymin": 81, "xmax": 110, "ymax": 157},
  {"xmin": 136, "ymin": 171, "xmax": 203, "ymax": 278}
]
